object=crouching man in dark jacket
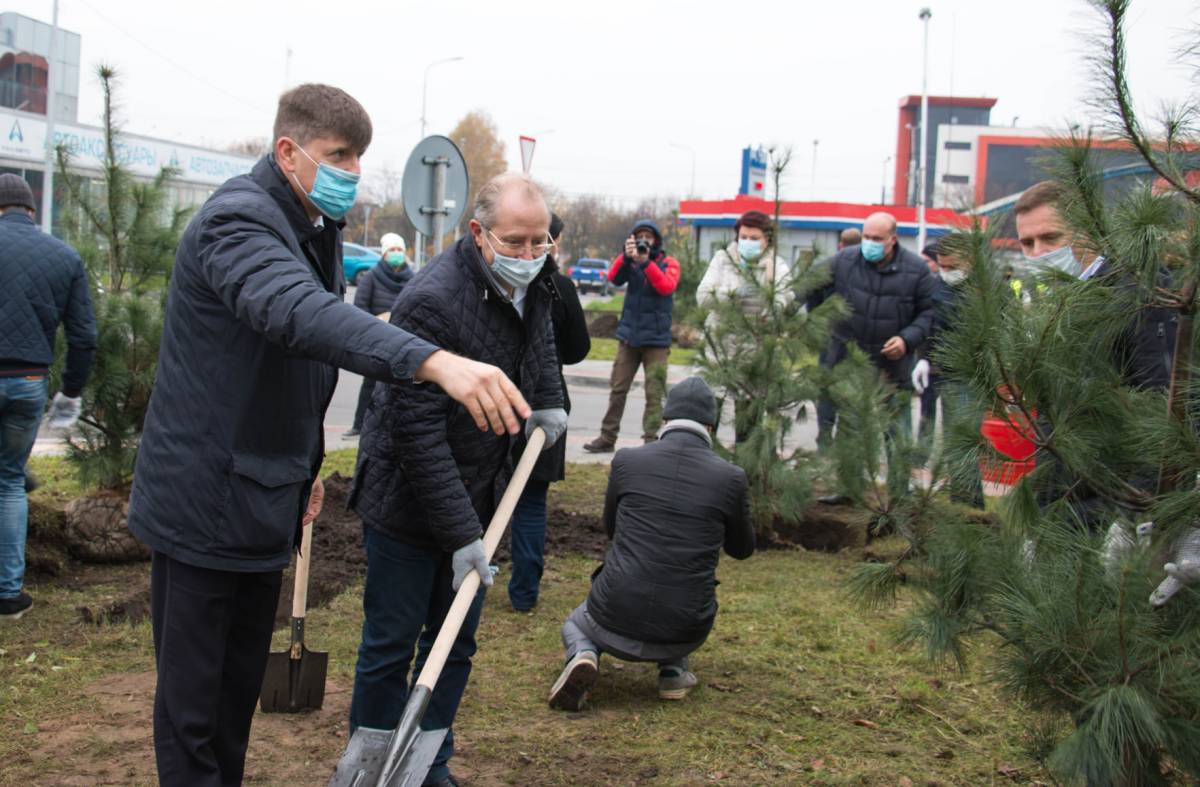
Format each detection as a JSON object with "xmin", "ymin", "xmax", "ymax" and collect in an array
[
  {"xmin": 548, "ymin": 377, "xmax": 754, "ymax": 711},
  {"xmin": 349, "ymin": 173, "xmax": 565, "ymax": 787},
  {"xmin": 128, "ymin": 85, "xmax": 530, "ymax": 787}
]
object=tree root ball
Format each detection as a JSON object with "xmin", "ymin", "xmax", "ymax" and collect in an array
[{"xmin": 63, "ymin": 494, "xmax": 149, "ymax": 563}]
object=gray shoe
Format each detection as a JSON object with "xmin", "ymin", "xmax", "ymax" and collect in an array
[
  {"xmin": 548, "ymin": 650, "xmax": 598, "ymax": 711},
  {"xmin": 658, "ymin": 667, "xmax": 698, "ymax": 700}
]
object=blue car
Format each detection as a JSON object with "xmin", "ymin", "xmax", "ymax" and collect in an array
[
  {"xmin": 343, "ymin": 242, "xmax": 381, "ymax": 286},
  {"xmin": 567, "ymin": 257, "xmax": 611, "ymax": 295}
]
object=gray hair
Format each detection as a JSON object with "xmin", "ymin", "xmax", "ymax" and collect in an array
[{"xmin": 474, "ymin": 173, "xmax": 548, "ymax": 228}]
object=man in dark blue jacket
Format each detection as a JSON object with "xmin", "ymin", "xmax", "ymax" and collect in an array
[
  {"xmin": 0, "ymin": 174, "xmax": 96, "ymax": 620},
  {"xmin": 127, "ymin": 84, "xmax": 531, "ymax": 787},
  {"xmin": 349, "ymin": 173, "xmax": 566, "ymax": 787},
  {"xmin": 584, "ymin": 219, "xmax": 680, "ymax": 451},
  {"xmin": 550, "ymin": 377, "xmax": 753, "ymax": 711}
]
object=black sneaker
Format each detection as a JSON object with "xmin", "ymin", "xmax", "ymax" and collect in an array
[
  {"xmin": 422, "ymin": 775, "xmax": 460, "ymax": 787},
  {"xmin": 0, "ymin": 592, "xmax": 33, "ymax": 620},
  {"xmin": 582, "ymin": 437, "xmax": 615, "ymax": 453},
  {"xmin": 343, "ymin": 428, "xmax": 361, "ymax": 438}
]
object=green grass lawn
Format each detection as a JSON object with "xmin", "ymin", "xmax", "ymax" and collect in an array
[
  {"xmin": 2, "ymin": 457, "xmax": 1042, "ymax": 785},
  {"xmin": 583, "ymin": 294, "xmax": 624, "ymax": 313},
  {"xmin": 586, "ymin": 337, "xmax": 697, "ymax": 367}
]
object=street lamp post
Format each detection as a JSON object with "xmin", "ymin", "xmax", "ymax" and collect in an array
[
  {"xmin": 811, "ymin": 139, "xmax": 819, "ymax": 200},
  {"xmin": 668, "ymin": 142, "xmax": 696, "ymax": 198},
  {"xmin": 420, "ymin": 56, "xmax": 464, "ymax": 139},
  {"xmin": 41, "ymin": 0, "xmax": 59, "ymax": 234},
  {"xmin": 881, "ymin": 156, "xmax": 891, "ymax": 205},
  {"xmin": 416, "ymin": 56, "xmax": 463, "ymax": 267},
  {"xmin": 917, "ymin": 7, "xmax": 932, "ymax": 251}
]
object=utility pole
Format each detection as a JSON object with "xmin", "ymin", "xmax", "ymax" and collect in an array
[
  {"xmin": 416, "ymin": 56, "xmax": 463, "ymax": 267},
  {"xmin": 40, "ymin": 0, "xmax": 59, "ymax": 234},
  {"xmin": 917, "ymin": 7, "xmax": 932, "ymax": 251},
  {"xmin": 881, "ymin": 156, "xmax": 891, "ymax": 205}
]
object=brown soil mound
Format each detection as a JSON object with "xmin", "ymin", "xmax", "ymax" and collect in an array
[{"xmin": 585, "ymin": 312, "xmax": 619, "ymax": 339}]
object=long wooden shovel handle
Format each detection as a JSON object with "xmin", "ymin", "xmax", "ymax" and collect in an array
[
  {"xmin": 292, "ymin": 520, "xmax": 314, "ymax": 620},
  {"xmin": 414, "ymin": 427, "xmax": 547, "ymax": 692}
]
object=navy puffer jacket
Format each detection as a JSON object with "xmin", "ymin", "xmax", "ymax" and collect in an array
[{"xmin": 808, "ymin": 243, "xmax": 938, "ymax": 389}]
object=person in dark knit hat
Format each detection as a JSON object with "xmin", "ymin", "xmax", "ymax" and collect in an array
[
  {"xmin": 0, "ymin": 172, "xmax": 97, "ymax": 620},
  {"xmin": 547, "ymin": 376, "xmax": 755, "ymax": 711}
]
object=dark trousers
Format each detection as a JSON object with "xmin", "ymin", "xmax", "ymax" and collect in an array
[
  {"xmin": 349, "ymin": 527, "xmax": 487, "ymax": 785},
  {"xmin": 150, "ymin": 550, "xmax": 282, "ymax": 787},
  {"xmin": 509, "ymin": 479, "xmax": 549, "ymax": 611},
  {"xmin": 352, "ymin": 377, "xmax": 376, "ymax": 432}
]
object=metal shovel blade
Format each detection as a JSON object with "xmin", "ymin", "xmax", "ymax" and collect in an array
[
  {"xmin": 259, "ymin": 643, "xmax": 329, "ymax": 713},
  {"xmin": 329, "ymin": 725, "xmax": 448, "ymax": 787}
]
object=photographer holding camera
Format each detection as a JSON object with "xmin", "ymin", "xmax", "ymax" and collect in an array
[{"xmin": 584, "ymin": 219, "xmax": 680, "ymax": 452}]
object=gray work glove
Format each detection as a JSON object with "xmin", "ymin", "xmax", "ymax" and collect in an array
[
  {"xmin": 1150, "ymin": 527, "xmax": 1200, "ymax": 607},
  {"xmin": 911, "ymin": 359, "xmax": 931, "ymax": 395},
  {"xmin": 526, "ymin": 407, "xmax": 568, "ymax": 450},
  {"xmin": 46, "ymin": 392, "xmax": 82, "ymax": 429},
  {"xmin": 451, "ymin": 538, "xmax": 493, "ymax": 591}
]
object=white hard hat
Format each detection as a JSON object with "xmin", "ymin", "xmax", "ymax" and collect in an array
[{"xmin": 380, "ymin": 232, "xmax": 406, "ymax": 252}]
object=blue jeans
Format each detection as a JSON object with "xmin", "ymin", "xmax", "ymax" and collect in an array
[
  {"xmin": 349, "ymin": 527, "xmax": 487, "ymax": 785},
  {"xmin": 508, "ymin": 480, "xmax": 548, "ymax": 610},
  {"xmin": 0, "ymin": 376, "xmax": 47, "ymax": 599}
]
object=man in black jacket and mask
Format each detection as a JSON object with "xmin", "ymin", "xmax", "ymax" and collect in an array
[
  {"xmin": 349, "ymin": 173, "xmax": 566, "ymax": 787},
  {"xmin": 128, "ymin": 85, "xmax": 531, "ymax": 787},
  {"xmin": 548, "ymin": 376, "xmax": 754, "ymax": 711}
]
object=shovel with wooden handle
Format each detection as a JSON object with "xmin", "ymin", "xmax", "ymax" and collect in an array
[
  {"xmin": 260, "ymin": 518, "xmax": 328, "ymax": 712},
  {"xmin": 329, "ymin": 427, "xmax": 547, "ymax": 787}
]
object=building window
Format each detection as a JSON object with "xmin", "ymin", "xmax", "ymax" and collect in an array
[
  {"xmin": 944, "ymin": 140, "xmax": 972, "ymax": 151},
  {"xmin": 942, "ymin": 174, "xmax": 970, "ymax": 184}
]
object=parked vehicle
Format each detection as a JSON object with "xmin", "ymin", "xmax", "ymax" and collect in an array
[
  {"xmin": 343, "ymin": 242, "xmax": 381, "ymax": 286},
  {"xmin": 567, "ymin": 257, "xmax": 611, "ymax": 295}
]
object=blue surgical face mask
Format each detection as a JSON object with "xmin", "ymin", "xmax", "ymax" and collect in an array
[
  {"xmin": 737, "ymin": 238, "xmax": 763, "ymax": 262},
  {"xmin": 1023, "ymin": 245, "xmax": 1078, "ymax": 276},
  {"xmin": 385, "ymin": 251, "xmax": 405, "ymax": 267},
  {"xmin": 484, "ymin": 231, "xmax": 546, "ymax": 288},
  {"xmin": 290, "ymin": 145, "xmax": 360, "ymax": 220},
  {"xmin": 861, "ymin": 239, "xmax": 886, "ymax": 263}
]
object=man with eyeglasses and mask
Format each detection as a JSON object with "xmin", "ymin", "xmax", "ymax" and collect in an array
[
  {"xmin": 348, "ymin": 172, "xmax": 565, "ymax": 787},
  {"xmin": 128, "ymin": 85, "xmax": 532, "ymax": 787}
]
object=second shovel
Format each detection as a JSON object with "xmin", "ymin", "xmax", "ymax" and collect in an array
[{"xmin": 260, "ymin": 519, "xmax": 328, "ymax": 712}]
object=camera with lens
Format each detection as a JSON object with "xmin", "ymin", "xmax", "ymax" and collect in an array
[{"xmin": 635, "ymin": 240, "xmax": 650, "ymax": 256}]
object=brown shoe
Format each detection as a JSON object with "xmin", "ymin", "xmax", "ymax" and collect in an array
[{"xmin": 583, "ymin": 437, "xmax": 615, "ymax": 453}]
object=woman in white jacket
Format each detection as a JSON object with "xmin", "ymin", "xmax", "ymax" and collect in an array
[
  {"xmin": 696, "ymin": 210, "xmax": 792, "ymax": 442},
  {"xmin": 697, "ymin": 210, "xmax": 791, "ymax": 319}
]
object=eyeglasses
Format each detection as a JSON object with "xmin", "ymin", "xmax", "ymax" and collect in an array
[{"xmin": 485, "ymin": 227, "xmax": 556, "ymax": 257}]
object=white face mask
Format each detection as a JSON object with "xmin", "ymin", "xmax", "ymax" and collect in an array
[
  {"xmin": 940, "ymin": 269, "xmax": 966, "ymax": 286},
  {"xmin": 1024, "ymin": 245, "xmax": 1078, "ymax": 275}
]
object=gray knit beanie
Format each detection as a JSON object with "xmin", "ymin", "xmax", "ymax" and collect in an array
[
  {"xmin": 662, "ymin": 376, "xmax": 718, "ymax": 427},
  {"xmin": 0, "ymin": 173, "xmax": 35, "ymax": 211}
]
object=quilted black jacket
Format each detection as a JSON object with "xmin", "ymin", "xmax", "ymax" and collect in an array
[
  {"xmin": 528, "ymin": 269, "xmax": 591, "ymax": 484},
  {"xmin": 0, "ymin": 212, "xmax": 96, "ymax": 395},
  {"xmin": 808, "ymin": 243, "xmax": 937, "ymax": 389},
  {"xmin": 587, "ymin": 429, "xmax": 754, "ymax": 645},
  {"xmin": 351, "ymin": 234, "xmax": 564, "ymax": 552},
  {"xmin": 353, "ymin": 260, "xmax": 413, "ymax": 316},
  {"xmin": 128, "ymin": 155, "xmax": 439, "ymax": 573}
]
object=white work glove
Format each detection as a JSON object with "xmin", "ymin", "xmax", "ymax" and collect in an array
[
  {"xmin": 451, "ymin": 539, "xmax": 493, "ymax": 591},
  {"xmin": 526, "ymin": 407, "xmax": 568, "ymax": 451},
  {"xmin": 1150, "ymin": 528, "xmax": 1200, "ymax": 607},
  {"xmin": 46, "ymin": 392, "xmax": 82, "ymax": 429},
  {"xmin": 911, "ymin": 359, "xmax": 931, "ymax": 395}
]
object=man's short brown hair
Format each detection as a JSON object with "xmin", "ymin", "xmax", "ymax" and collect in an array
[
  {"xmin": 273, "ymin": 84, "xmax": 372, "ymax": 153},
  {"xmin": 839, "ymin": 228, "xmax": 862, "ymax": 246},
  {"xmin": 1013, "ymin": 180, "xmax": 1062, "ymax": 217}
]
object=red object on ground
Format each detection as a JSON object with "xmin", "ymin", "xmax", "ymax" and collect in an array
[{"xmin": 979, "ymin": 410, "xmax": 1037, "ymax": 485}]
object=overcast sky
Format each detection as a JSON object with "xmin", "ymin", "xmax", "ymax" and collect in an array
[{"xmin": 7, "ymin": 0, "xmax": 1197, "ymax": 206}]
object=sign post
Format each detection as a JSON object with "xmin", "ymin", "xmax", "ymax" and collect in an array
[{"xmin": 403, "ymin": 135, "xmax": 469, "ymax": 262}]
